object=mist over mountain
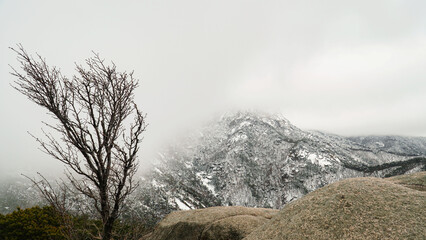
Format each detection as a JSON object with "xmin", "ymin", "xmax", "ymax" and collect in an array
[
  {"xmin": 0, "ymin": 176, "xmax": 46, "ymax": 214},
  {"xmin": 2, "ymin": 111, "xmax": 425, "ymax": 225},
  {"xmin": 134, "ymin": 111, "xmax": 426, "ymax": 223}
]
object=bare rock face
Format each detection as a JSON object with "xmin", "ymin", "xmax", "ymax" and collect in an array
[{"xmin": 143, "ymin": 206, "xmax": 278, "ymax": 240}]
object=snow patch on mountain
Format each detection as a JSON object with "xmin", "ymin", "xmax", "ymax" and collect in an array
[{"xmin": 131, "ymin": 111, "xmax": 425, "ymax": 224}]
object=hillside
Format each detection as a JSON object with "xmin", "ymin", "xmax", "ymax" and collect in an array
[
  {"xmin": 244, "ymin": 172, "xmax": 426, "ymax": 240},
  {"xmin": 2, "ymin": 111, "xmax": 425, "ymax": 224},
  {"xmin": 134, "ymin": 111, "xmax": 426, "ymax": 223},
  {"xmin": 144, "ymin": 171, "xmax": 426, "ymax": 240}
]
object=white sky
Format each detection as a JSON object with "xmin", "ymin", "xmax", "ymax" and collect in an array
[{"xmin": 1, "ymin": 0, "xmax": 426, "ymax": 178}]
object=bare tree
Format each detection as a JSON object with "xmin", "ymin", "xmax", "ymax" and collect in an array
[
  {"xmin": 10, "ymin": 45, "xmax": 147, "ymax": 240},
  {"xmin": 24, "ymin": 173, "xmax": 81, "ymax": 240}
]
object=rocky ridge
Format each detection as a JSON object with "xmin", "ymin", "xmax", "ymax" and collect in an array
[{"xmin": 135, "ymin": 111, "xmax": 426, "ymax": 223}]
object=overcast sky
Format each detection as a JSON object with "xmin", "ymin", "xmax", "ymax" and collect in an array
[{"xmin": 1, "ymin": 0, "xmax": 426, "ymax": 178}]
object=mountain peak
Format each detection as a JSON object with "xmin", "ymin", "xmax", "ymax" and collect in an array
[
  {"xmin": 135, "ymin": 111, "xmax": 426, "ymax": 224},
  {"xmin": 220, "ymin": 110, "xmax": 292, "ymax": 126}
]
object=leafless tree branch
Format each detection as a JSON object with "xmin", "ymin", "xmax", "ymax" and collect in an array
[{"xmin": 11, "ymin": 45, "xmax": 147, "ymax": 240}]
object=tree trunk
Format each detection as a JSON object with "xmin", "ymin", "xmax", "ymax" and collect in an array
[{"xmin": 103, "ymin": 217, "xmax": 116, "ymax": 240}]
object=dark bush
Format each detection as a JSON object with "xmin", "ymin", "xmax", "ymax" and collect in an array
[{"xmin": 0, "ymin": 206, "xmax": 64, "ymax": 240}]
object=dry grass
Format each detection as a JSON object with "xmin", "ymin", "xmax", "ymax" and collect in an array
[
  {"xmin": 385, "ymin": 171, "xmax": 426, "ymax": 191},
  {"xmin": 244, "ymin": 172, "xmax": 426, "ymax": 240}
]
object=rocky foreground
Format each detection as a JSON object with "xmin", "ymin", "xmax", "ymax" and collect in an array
[
  {"xmin": 143, "ymin": 206, "xmax": 277, "ymax": 240},
  {"xmin": 143, "ymin": 171, "xmax": 426, "ymax": 240}
]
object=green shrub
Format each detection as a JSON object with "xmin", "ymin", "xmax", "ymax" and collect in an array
[
  {"xmin": 0, "ymin": 205, "xmax": 151, "ymax": 240},
  {"xmin": 0, "ymin": 206, "xmax": 64, "ymax": 240}
]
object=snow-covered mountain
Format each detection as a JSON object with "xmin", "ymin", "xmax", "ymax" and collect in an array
[
  {"xmin": 134, "ymin": 111, "xmax": 426, "ymax": 223},
  {"xmin": 0, "ymin": 177, "xmax": 45, "ymax": 214},
  {"xmin": 2, "ymin": 111, "xmax": 425, "ymax": 225}
]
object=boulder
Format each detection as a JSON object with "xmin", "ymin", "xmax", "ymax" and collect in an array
[{"xmin": 143, "ymin": 206, "xmax": 278, "ymax": 240}]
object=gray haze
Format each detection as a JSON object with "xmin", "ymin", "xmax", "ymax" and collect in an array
[{"xmin": 1, "ymin": 0, "xmax": 426, "ymax": 178}]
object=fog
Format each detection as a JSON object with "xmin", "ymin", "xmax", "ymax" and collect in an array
[{"xmin": 1, "ymin": 0, "xmax": 426, "ymax": 178}]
